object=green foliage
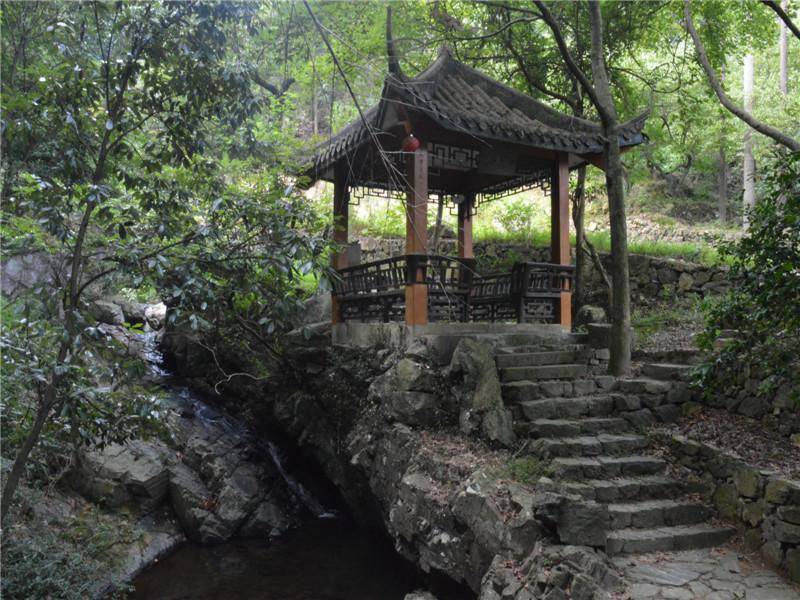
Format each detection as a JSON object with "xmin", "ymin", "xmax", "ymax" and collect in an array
[
  {"xmin": 503, "ymin": 456, "xmax": 552, "ymax": 485},
  {"xmin": 1, "ymin": 487, "xmax": 134, "ymax": 599},
  {"xmin": 1, "ymin": 296, "xmax": 171, "ymax": 483},
  {"xmin": 697, "ymin": 152, "xmax": 800, "ymax": 403},
  {"xmin": 0, "ymin": 0, "xmax": 330, "ymax": 527}
]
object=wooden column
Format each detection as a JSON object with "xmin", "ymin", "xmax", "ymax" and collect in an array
[
  {"xmin": 331, "ymin": 164, "xmax": 349, "ymax": 324},
  {"xmin": 405, "ymin": 148, "xmax": 428, "ymax": 326},
  {"xmin": 550, "ymin": 152, "xmax": 572, "ymax": 328},
  {"xmin": 457, "ymin": 193, "xmax": 474, "ymax": 259}
]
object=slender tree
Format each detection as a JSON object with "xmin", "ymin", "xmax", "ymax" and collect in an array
[
  {"xmin": 534, "ymin": 0, "xmax": 633, "ymax": 375},
  {"xmin": 743, "ymin": 53, "xmax": 756, "ymax": 229},
  {"xmin": 779, "ymin": 0, "xmax": 789, "ymax": 96},
  {"xmin": 718, "ymin": 63, "xmax": 729, "ymax": 224}
]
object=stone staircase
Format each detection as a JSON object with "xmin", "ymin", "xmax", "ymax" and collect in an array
[{"xmin": 495, "ymin": 336, "xmax": 737, "ymax": 557}]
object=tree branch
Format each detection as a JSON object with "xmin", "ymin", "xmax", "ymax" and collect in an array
[
  {"xmin": 762, "ymin": 0, "xmax": 800, "ymax": 41},
  {"xmin": 684, "ymin": 0, "xmax": 800, "ymax": 151},
  {"xmin": 251, "ymin": 72, "xmax": 295, "ymax": 98},
  {"xmin": 532, "ymin": 1, "xmax": 610, "ymax": 124}
]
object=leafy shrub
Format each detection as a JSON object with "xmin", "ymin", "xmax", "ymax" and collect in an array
[
  {"xmin": 697, "ymin": 151, "xmax": 800, "ymax": 404},
  {"xmin": 0, "ymin": 487, "xmax": 133, "ymax": 599},
  {"xmin": 1, "ymin": 295, "xmax": 171, "ymax": 485}
]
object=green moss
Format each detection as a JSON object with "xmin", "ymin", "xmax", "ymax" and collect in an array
[{"xmin": 503, "ymin": 456, "xmax": 552, "ymax": 485}]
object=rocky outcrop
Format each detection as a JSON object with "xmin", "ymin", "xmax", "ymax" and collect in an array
[
  {"xmin": 448, "ymin": 339, "xmax": 516, "ymax": 447},
  {"xmin": 479, "ymin": 544, "xmax": 623, "ymax": 600},
  {"xmin": 72, "ymin": 440, "xmax": 172, "ymax": 510},
  {"xmin": 267, "ymin": 342, "xmax": 621, "ymax": 597},
  {"xmin": 89, "ymin": 299, "xmax": 126, "ymax": 326},
  {"xmin": 73, "ymin": 392, "xmax": 297, "ymax": 545}
]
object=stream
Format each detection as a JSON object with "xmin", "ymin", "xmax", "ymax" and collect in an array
[{"xmin": 129, "ymin": 332, "xmax": 432, "ymax": 600}]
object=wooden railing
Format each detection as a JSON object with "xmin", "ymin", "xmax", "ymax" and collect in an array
[
  {"xmin": 332, "ymin": 255, "xmax": 572, "ymax": 323},
  {"xmin": 471, "ymin": 262, "xmax": 573, "ymax": 323}
]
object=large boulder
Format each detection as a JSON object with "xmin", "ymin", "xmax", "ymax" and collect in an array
[
  {"xmin": 73, "ymin": 440, "xmax": 171, "ymax": 510},
  {"xmin": 144, "ymin": 302, "xmax": 167, "ymax": 330},
  {"xmin": 214, "ymin": 464, "xmax": 265, "ymax": 532},
  {"xmin": 478, "ymin": 544, "xmax": 623, "ymax": 600},
  {"xmin": 383, "ymin": 391, "xmax": 442, "ymax": 427},
  {"xmin": 110, "ymin": 296, "xmax": 147, "ymax": 325},
  {"xmin": 574, "ymin": 305, "xmax": 607, "ymax": 328},
  {"xmin": 89, "ymin": 299, "xmax": 126, "ymax": 325},
  {"xmin": 448, "ymin": 339, "xmax": 516, "ymax": 447},
  {"xmin": 452, "ymin": 470, "xmax": 558, "ymax": 561},
  {"xmin": 168, "ymin": 463, "xmax": 230, "ymax": 543},
  {"xmin": 239, "ymin": 494, "xmax": 293, "ymax": 538}
]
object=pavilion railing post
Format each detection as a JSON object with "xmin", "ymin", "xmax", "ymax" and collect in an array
[
  {"xmin": 550, "ymin": 152, "xmax": 572, "ymax": 329},
  {"xmin": 458, "ymin": 193, "xmax": 475, "ymax": 323},
  {"xmin": 405, "ymin": 147, "xmax": 428, "ymax": 327},
  {"xmin": 457, "ymin": 192, "xmax": 474, "ymax": 260}
]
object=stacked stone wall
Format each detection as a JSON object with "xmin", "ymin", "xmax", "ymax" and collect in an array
[
  {"xmin": 659, "ymin": 433, "xmax": 800, "ymax": 583},
  {"xmin": 702, "ymin": 354, "xmax": 799, "ymax": 438}
]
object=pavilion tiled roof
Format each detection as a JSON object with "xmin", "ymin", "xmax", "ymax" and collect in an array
[{"xmin": 310, "ymin": 47, "xmax": 648, "ymax": 180}]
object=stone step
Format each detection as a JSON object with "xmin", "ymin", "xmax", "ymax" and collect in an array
[
  {"xmin": 617, "ymin": 378, "xmax": 672, "ymax": 395},
  {"xmin": 608, "ymin": 499, "xmax": 712, "ymax": 530},
  {"xmin": 642, "ymin": 363, "xmax": 693, "ymax": 381},
  {"xmin": 562, "ymin": 476, "xmax": 682, "ymax": 503},
  {"xmin": 468, "ymin": 331, "xmax": 582, "ymax": 349},
  {"xmin": 495, "ymin": 343, "xmax": 587, "ymax": 357},
  {"xmin": 529, "ymin": 434, "xmax": 648, "ymax": 458},
  {"xmin": 495, "ymin": 350, "xmax": 577, "ymax": 369},
  {"xmin": 502, "ymin": 377, "xmax": 618, "ymax": 403},
  {"xmin": 551, "ymin": 455, "xmax": 666, "ymax": 479},
  {"xmin": 516, "ymin": 417, "xmax": 629, "ymax": 438},
  {"xmin": 605, "ymin": 524, "xmax": 736, "ymax": 556},
  {"xmin": 518, "ymin": 396, "xmax": 615, "ymax": 420},
  {"xmin": 500, "ymin": 364, "xmax": 589, "ymax": 383}
]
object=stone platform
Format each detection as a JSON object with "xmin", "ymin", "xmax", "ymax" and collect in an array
[{"xmin": 617, "ymin": 548, "xmax": 800, "ymax": 599}]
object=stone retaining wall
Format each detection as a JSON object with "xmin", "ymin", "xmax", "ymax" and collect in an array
[
  {"xmin": 702, "ymin": 352, "xmax": 798, "ymax": 438},
  {"xmin": 355, "ymin": 237, "xmax": 730, "ymax": 302},
  {"xmin": 658, "ymin": 433, "xmax": 800, "ymax": 583}
]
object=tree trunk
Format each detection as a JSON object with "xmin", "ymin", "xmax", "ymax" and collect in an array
[
  {"xmin": 603, "ymin": 130, "xmax": 631, "ymax": 375},
  {"xmin": 718, "ymin": 63, "xmax": 728, "ymax": 224},
  {"xmin": 718, "ymin": 146, "xmax": 728, "ymax": 224},
  {"xmin": 779, "ymin": 0, "xmax": 789, "ymax": 96},
  {"xmin": 588, "ymin": 1, "xmax": 631, "ymax": 376},
  {"xmin": 312, "ymin": 62, "xmax": 319, "ymax": 136},
  {"xmin": 743, "ymin": 53, "xmax": 756, "ymax": 230},
  {"xmin": 0, "ymin": 341, "xmax": 66, "ymax": 525},
  {"xmin": 571, "ymin": 166, "xmax": 588, "ymax": 308}
]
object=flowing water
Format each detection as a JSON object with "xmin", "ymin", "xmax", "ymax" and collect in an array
[{"xmin": 130, "ymin": 333, "xmax": 435, "ymax": 600}]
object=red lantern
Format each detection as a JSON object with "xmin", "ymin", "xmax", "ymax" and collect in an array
[{"xmin": 402, "ymin": 134, "xmax": 421, "ymax": 152}]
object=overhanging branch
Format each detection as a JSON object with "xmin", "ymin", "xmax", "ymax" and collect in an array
[{"xmin": 684, "ymin": 0, "xmax": 800, "ymax": 151}]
